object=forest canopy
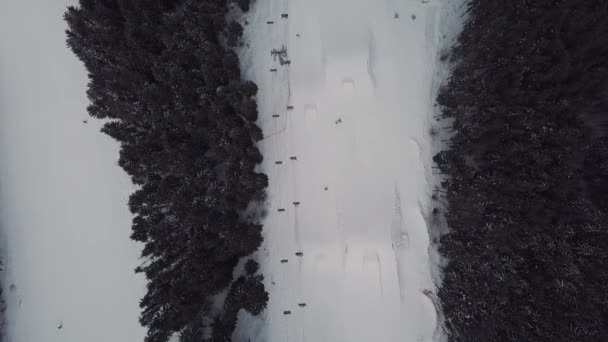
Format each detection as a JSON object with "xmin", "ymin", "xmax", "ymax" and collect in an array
[
  {"xmin": 436, "ymin": 1, "xmax": 608, "ymax": 341},
  {"xmin": 65, "ymin": 0, "xmax": 267, "ymax": 341}
]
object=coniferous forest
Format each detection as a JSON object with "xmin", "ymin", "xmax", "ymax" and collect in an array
[
  {"xmin": 59, "ymin": 0, "xmax": 608, "ymax": 341},
  {"xmin": 435, "ymin": 1, "xmax": 608, "ymax": 341},
  {"xmin": 65, "ymin": 0, "xmax": 266, "ymax": 341}
]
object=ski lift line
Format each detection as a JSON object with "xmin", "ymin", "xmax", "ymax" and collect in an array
[
  {"xmin": 262, "ymin": 5, "xmax": 286, "ymax": 233},
  {"xmin": 292, "ymin": 195, "xmax": 304, "ymax": 266},
  {"xmin": 282, "ymin": 97, "xmax": 299, "ymax": 303},
  {"xmin": 265, "ymin": 68, "xmax": 291, "ymax": 138},
  {"xmin": 286, "ymin": 146, "xmax": 302, "ymax": 249},
  {"xmin": 280, "ymin": 48, "xmax": 304, "ymax": 281},
  {"xmin": 277, "ymin": 18, "xmax": 299, "ymax": 340}
]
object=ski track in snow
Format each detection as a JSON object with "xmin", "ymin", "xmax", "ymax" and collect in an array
[{"xmin": 236, "ymin": 0, "xmax": 466, "ymax": 341}]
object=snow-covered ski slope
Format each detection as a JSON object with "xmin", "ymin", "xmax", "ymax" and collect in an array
[
  {"xmin": 238, "ymin": 0, "xmax": 464, "ymax": 341},
  {"xmin": 0, "ymin": 1, "xmax": 146, "ymax": 341}
]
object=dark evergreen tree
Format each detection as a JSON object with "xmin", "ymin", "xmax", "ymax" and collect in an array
[
  {"xmin": 435, "ymin": 1, "xmax": 608, "ymax": 341},
  {"xmin": 211, "ymin": 272, "xmax": 268, "ymax": 341},
  {"xmin": 65, "ymin": 1, "xmax": 268, "ymax": 341},
  {"xmin": 244, "ymin": 258, "xmax": 259, "ymax": 275},
  {"xmin": 226, "ymin": 21, "xmax": 243, "ymax": 47},
  {"xmin": 237, "ymin": 0, "xmax": 251, "ymax": 13}
]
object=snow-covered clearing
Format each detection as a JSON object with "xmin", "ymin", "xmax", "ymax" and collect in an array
[
  {"xmin": 237, "ymin": 0, "xmax": 465, "ymax": 341},
  {"xmin": 0, "ymin": 1, "xmax": 146, "ymax": 341}
]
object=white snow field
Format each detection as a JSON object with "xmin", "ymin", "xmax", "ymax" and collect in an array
[
  {"xmin": 0, "ymin": 1, "xmax": 146, "ymax": 341},
  {"xmin": 236, "ymin": 0, "xmax": 466, "ymax": 341}
]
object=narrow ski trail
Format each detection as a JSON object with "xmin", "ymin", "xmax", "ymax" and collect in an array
[{"xmin": 238, "ymin": 0, "xmax": 449, "ymax": 341}]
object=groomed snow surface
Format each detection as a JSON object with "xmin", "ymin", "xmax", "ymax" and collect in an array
[
  {"xmin": 0, "ymin": 1, "xmax": 146, "ymax": 341},
  {"xmin": 236, "ymin": 0, "xmax": 465, "ymax": 341}
]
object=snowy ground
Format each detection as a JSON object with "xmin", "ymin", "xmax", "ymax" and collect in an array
[
  {"xmin": 0, "ymin": 1, "xmax": 146, "ymax": 341},
  {"xmin": 237, "ymin": 0, "xmax": 465, "ymax": 341}
]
